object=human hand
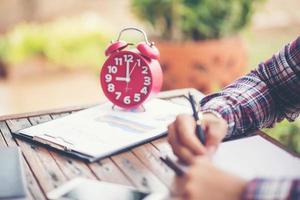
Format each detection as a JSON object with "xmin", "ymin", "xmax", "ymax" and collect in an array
[
  {"xmin": 171, "ymin": 157, "xmax": 247, "ymax": 200},
  {"xmin": 167, "ymin": 113, "xmax": 228, "ymax": 164}
]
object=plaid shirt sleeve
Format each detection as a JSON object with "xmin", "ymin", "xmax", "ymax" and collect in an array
[
  {"xmin": 243, "ymin": 179, "xmax": 300, "ymax": 200},
  {"xmin": 200, "ymin": 36, "xmax": 300, "ymax": 138},
  {"xmin": 199, "ymin": 36, "xmax": 300, "ymax": 200}
]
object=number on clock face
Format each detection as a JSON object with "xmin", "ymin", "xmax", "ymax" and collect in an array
[{"xmin": 101, "ymin": 52, "xmax": 152, "ymax": 108}]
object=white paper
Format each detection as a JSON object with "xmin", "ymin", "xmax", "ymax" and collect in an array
[
  {"xmin": 19, "ymin": 98, "xmax": 191, "ymax": 158},
  {"xmin": 164, "ymin": 135, "xmax": 300, "ymax": 180},
  {"xmin": 212, "ymin": 136, "xmax": 300, "ymax": 180}
]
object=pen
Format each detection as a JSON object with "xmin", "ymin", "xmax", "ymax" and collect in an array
[
  {"xmin": 161, "ymin": 93, "xmax": 205, "ymax": 176},
  {"xmin": 188, "ymin": 92, "xmax": 206, "ymax": 145},
  {"xmin": 159, "ymin": 155, "xmax": 185, "ymax": 176}
]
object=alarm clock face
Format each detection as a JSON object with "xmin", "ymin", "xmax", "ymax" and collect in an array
[{"xmin": 101, "ymin": 51, "xmax": 153, "ymax": 108}]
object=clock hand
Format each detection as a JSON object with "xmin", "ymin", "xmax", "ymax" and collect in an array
[
  {"xmin": 125, "ymin": 61, "xmax": 130, "ymax": 82},
  {"xmin": 117, "ymin": 61, "xmax": 132, "ymax": 82},
  {"xmin": 129, "ymin": 62, "xmax": 137, "ymax": 77},
  {"xmin": 125, "ymin": 62, "xmax": 137, "ymax": 92},
  {"xmin": 116, "ymin": 77, "xmax": 127, "ymax": 81},
  {"xmin": 125, "ymin": 77, "xmax": 130, "ymax": 92}
]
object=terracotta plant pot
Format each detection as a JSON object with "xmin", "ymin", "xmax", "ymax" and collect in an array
[{"xmin": 156, "ymin": 37, "xmax": 247, "ymax": 94}]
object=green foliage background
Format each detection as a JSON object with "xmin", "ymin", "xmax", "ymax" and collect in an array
[
  {"xmin": 131, "ymin": 0, "xmax": 264, "ymax": 40},
  {"xmin": 0, "ymin": 15, "xmax": 110, "ymax": 70}
]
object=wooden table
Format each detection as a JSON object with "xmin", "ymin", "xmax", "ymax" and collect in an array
[{"xmin": 0, "ymin": 89, "xmax": 203, "ymax": 200}]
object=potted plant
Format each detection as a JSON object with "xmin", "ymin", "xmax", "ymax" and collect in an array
[{"xmin": 131, "ymin": 0, "xmax": 264, "ymax": 93}]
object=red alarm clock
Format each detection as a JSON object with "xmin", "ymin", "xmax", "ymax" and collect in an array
[{"xmin": 100, "ymin": 27, "xmax": 163, "ymax": 109}]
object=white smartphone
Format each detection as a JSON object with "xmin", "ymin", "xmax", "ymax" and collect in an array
[{"xmin": 47, "ymin": 178, "xmax": 168, "ymax": 200}]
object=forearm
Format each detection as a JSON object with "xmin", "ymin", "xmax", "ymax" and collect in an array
[
  {"xmin": 200, "ymin": 37, "xmax": 300, "ymax": 138},
  {"xmin": 243, "ymin": 178, "xmax": 300, "ymax": 200},
  {"xmin": 200, "ymin": 71, "xmax": 277, "ymax": 138}
]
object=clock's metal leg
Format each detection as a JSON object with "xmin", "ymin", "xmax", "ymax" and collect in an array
[{"xmin": 136, "ymin": 105, "xmax": 146, "ymax": 112}]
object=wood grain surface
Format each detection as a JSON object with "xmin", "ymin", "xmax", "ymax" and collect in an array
[{"xmin": 0, "ymin": 89, "xmax": 203, "ymax": 199}]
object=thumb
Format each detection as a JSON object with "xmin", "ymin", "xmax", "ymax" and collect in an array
[
  {"xmin": 205, "ymin": 136, "xmax": 220, "ymax": 156},
  {"xmin": 203, "ymin": 123, "xmax": 223, "ymax": 150},
  {"xmin": 203, "ymin": 132, "xmax": 221, "ymax": 149}
]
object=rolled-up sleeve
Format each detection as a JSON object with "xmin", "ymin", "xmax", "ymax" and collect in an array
[
  {"xmin": 242, "ymin": 179, "xmax": 300, "ymax": 200},
  {"xmin": 200, "ymin": 36, "xmax": 300, "ymax": 139}
]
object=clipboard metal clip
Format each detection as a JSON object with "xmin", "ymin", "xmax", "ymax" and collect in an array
[
  {"xmin": 43, "ymin": 134, "xmax": 74, "ymax": 146},
  {"xmin": 33, "ymin": 135, "xmax": 73, "ymax": 152}
]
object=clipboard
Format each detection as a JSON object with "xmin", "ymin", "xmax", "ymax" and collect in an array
[
  {"xmin": 12, "ymin": 132, "xmax": 96, "ymax": 162},
  {"xmin": 13, "ymin": 130, "xmax": 169, "ymax": 162},
  {"xmin": 13, "ymin": 89, "xmax": 203, "ymax": 163}
]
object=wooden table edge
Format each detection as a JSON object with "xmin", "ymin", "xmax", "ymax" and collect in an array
[
  {"xmin": 0, "ymin": 88, "xmax": 203, "ymax": 121},
  {"xmin": 0, "ymin": 104, "xmax": 97, "ymax": 121}
]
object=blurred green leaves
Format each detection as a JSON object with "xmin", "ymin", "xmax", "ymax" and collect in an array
[
  {"xmin": 131, "ymin": 0, "xmax": 265, "ymax": 40},
  {"xmin": 4, "ymin": 24, "xmax": 47, "ymax": 64},
  {"xmin": 264, "ymin": 119, "xmax": 300, "ymax": 154},
  {"xmin": 0, "ymin": 14, "xmax": 111, "ymax": 70}
]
